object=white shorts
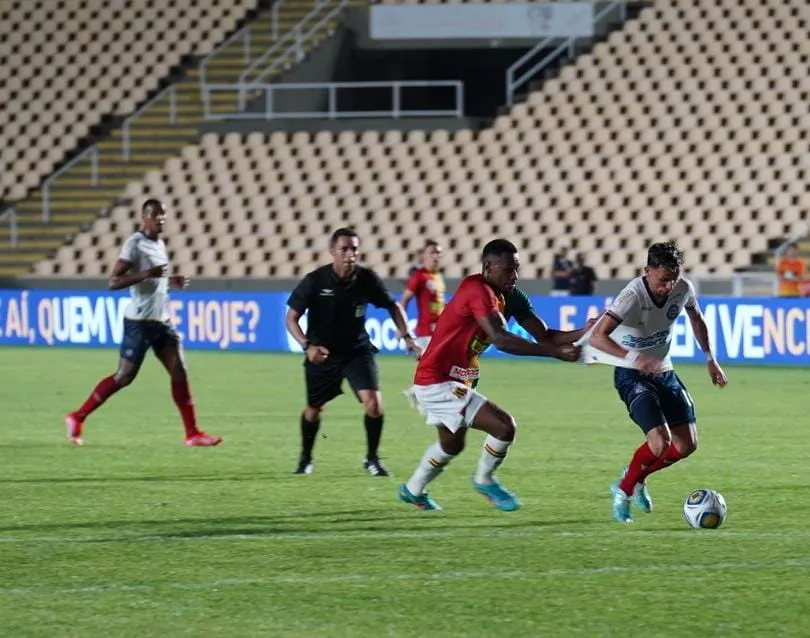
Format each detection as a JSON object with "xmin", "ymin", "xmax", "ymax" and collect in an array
[{"xmin": 404, "ymin": 381, "xmax": 488, "ymax": 433}]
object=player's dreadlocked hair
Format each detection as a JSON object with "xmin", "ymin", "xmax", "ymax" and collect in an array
[
  {"xmin": 482, "ymin": 239, "xmax": 518, "ymax": 261},
  {"xmin": 647, "ymin": 241, "xmax": 684, "ymax": 271}
]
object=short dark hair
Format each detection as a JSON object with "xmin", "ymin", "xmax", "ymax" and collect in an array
[
  {"xmin": 330, "ymin": 227, "xmax": 358, "ymax": 246},
  {"xmin": 423, "ymin": 239, "xmax": 440, "ymax": 250},
  {"xmin": 482, "ymin": 239, "xmax": 518, "ymax": 261},
  {"xmin": 142, "ymin": 198, "xmax": 163, "ymax": 215},
  {"xmin": 647, "ymin": 241, "xmax": 684, "ymax": 271}
]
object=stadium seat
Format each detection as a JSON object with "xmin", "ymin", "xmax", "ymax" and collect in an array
[
  {"xmin": 0, "ymin": 0, "xmax": 259, "ymax": 201},
  {"xmin": 35, "ymin": 0, "xmax": 810, "ymax": 279}
]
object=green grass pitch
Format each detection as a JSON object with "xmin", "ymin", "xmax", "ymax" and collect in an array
[{"xmin": 2, "ymin": 347, "xmax": 809, "ymax": 637}]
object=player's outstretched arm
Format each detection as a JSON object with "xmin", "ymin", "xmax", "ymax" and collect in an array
[
  {"xmin": 476, "ymin": 313, "xmax": 579, "ymax": 361},
  {"xmin": 108, "ymin": 259, "xmax": 166, "ymax": 290},
  {"xmin": 522, "ymin": 314, "xmax": 600, "ymax": 346},
  {"xmin": 685, "ymin": 304, "xmax": 728, "ymax": 387}
]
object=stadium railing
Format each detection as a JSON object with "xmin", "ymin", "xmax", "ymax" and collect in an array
[
  {"xmin": 730, "ymin": 272, "xmax": 778, "ymax": 297},
  {"xmin": 199, "ymin": 0, "xmax": 302, "ymax": 91},
  {"xmin": 773, "ymin": 229, "xmax": 810, "ymax": 260},
  {"xmin": 1, "ymin": 203, "xmax": 18, "ymax": 247},
  {"xmin": 121, "ymin": 85, "xmax": 178, "ymax": 161},
  {"xmin": 40, "ymin": 84, "xmax": 176, "ymax": 220},
  {"xmin": 41, "ymin": 146, "xmax": 99, "ymax": 223},
  {"xmin": 199, "ymin": 25, "xmax": 255, "ymax": 96},
  {"xmin": 236, "ymin": 0, "xmax": 348, "ymax": 111},
  {"xmin": 202, "ymin": 80, "xmax": 464, "ymax": 120},
  {"xmin": 505, "ymin": 0, "xmax": 627, "ymax": 106}
]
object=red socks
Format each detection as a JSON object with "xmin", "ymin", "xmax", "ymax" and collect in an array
[
  {"xmin": 619, "ymin": 443, "xmax": 659, "ymax": 495},
  {"xmin": 75, "ymin": 375, "xmax": 120, "ymax": 420},
  {"xmin": 171, "ymin": 380, "xmax": 200, "ymax": 439},
  {"xmin": 619, "ymin": 442, "xmax": 685, "ymax": 496},
  {"xmin": 643, "ymin": 442, "xmax": 684, "ymax": 478}
]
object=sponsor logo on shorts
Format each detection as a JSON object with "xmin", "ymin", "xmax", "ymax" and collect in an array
[{"xmin": 449, "ymin": 366, "xmax": 480, "ymax": 381}]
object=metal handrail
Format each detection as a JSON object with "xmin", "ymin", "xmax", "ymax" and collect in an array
[
  {"xmin": 203, "ymin": 80, "xmax": 464, "ymax": 120},
  {"xmin": 198, "ymin": 24, "xmax": 253, "ymax": 98},
  {"xmin": 773, "ymin": 228, "xmax": 810, "ymax": 260},
  {"xmin": 122, "ymin": 85, "xmax": 177, "ymax": 161},
  {"xmin": 505, "ymin": 0, "xmax": 627, "ymax": 106},
  {"xmin": 271, "ymin": 0, "xmax": 287, "ymax": 40},
  {"xmin": 42, "ymin": 146, "xmax": 99, "ymax": 223},
  {"xmin": 731, "ymin": 271, "xmax": 779, "ymax": 298},
  {"xmin": 0, "ymin": 204, "xmax": 18, "ymax": 248},
  {"xmin": 236, "ymin": 0, "xmax": 345, "ymax": 111}
]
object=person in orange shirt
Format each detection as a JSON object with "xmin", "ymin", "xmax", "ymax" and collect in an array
[{"xmin": 776, "ymin": 243, "xmax": 806, "ymax": 297}]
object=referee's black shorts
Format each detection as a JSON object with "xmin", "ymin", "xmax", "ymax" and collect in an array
[{"xmin": 304, "ymin": 350, "xmax": 380, "ymax": 408}]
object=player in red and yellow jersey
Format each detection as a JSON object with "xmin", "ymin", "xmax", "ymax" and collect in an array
[
  {"xmin": 401, "ymin": 239, "xmax": 446, "ymax": 350},
  {"xmin": 400, "ymin": 239, "xmax": 583, "ymax": 512}
]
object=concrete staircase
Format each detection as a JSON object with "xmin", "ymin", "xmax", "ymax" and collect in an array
[{"xmin": 0, "ymin": 0, "xmax": 343, "ymax": 277}]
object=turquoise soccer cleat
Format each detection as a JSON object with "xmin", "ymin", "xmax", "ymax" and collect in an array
[
  {"xmin": 473, "ymin": 479, "xmax": 521, "ymax": 512},
  {"xmin": 398, "ymin": 483, "xmax": 442, "ymax": 511},
  {"xmin": 611, "ymin": 482, "xmax": 633, "ymax": 523},
  {"xmin": 617, "ymin": 467, "xmax": 653, "ymax": 514},
  {"xmin": 633, "ymin": 481, "xmax": 653, "ymax": 513}
]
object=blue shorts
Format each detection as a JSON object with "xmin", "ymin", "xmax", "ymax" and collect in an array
[
  {"xmin": 120, "ymin": 318, "xmax": 180, "ymax": 367},
  {"xmin": 614, "ymin": 368, "xmax": 696, "ymax": 433}
]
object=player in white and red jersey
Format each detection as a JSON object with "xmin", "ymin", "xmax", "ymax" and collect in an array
[
  {"xmin": 582, "ymin": 241, "xmax": 727, "ymax": 523},
  {"xmin": 399, "ymin": 239, "xmax": 582, "ymax": 512},
  {"xmin": 65, "ymin": 199, "xmax": 222, "ymax": 448}
]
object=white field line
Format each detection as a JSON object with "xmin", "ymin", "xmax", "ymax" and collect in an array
[
  {"xmin": 1, "ymin": 527, "xmax": 810, "ymax": 545},
  {"xmin": 3, "ymin": 558, "xmax": 810, "ymax": 597}
]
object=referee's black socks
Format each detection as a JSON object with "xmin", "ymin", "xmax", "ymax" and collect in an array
[
  {"xmin": 364, "ymin": 414, "xmax": 384, "ymax": 460},
  {"xmin": 300, "ymin": 413, "xmax": 320, "ymax": 459}
]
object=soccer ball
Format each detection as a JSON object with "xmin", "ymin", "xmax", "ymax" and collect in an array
[{"xmin": 683, "ymin": 488, "xmax": 727, "ymax": 529}]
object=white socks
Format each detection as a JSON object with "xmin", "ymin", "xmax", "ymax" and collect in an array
[
  {"xmin": 406, "ymin": 442, "xmax": 456, "ymax": 495},
  {"xmin": 473, "ymin": 435, "xmax": 511, "ymax": 485},
  {"xmin": 406, "ymin": 436, "xmax": 513, "ymax": 494}
]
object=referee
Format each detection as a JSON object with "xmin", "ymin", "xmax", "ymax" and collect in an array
[{"xmin": 285, "ymin": 227, "xmax": 421, "ymax": 476}]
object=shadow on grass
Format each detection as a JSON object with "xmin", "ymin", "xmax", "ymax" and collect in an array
[{"xmin": 0, "ymin": 510, "xmax": 596, "ymax": 537}]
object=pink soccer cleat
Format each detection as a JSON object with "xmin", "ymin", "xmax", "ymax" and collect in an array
[
  {"xmin": 185, "ymin": 432, "xmax": 223, "ymax": 447},
  {"xmin": 65, "ymin": 413, "xmax": 84, "ymax": 446}
]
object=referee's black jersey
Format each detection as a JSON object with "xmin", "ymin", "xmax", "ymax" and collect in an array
[{"xmin": 287, "ymin": 265, "xmax": 396, "ymax": 355}]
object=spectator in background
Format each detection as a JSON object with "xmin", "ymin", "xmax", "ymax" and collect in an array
[
  {"xmin": 569, "ymin": 252, "xmax": 598, "ymax": 296},
  {"xmin": 776, "ymin": 243, "xmax": 806, "ymax": 297},
  {"xmin": 551, "ymin": 247, "xmax": 574, "ymax": 296}
]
